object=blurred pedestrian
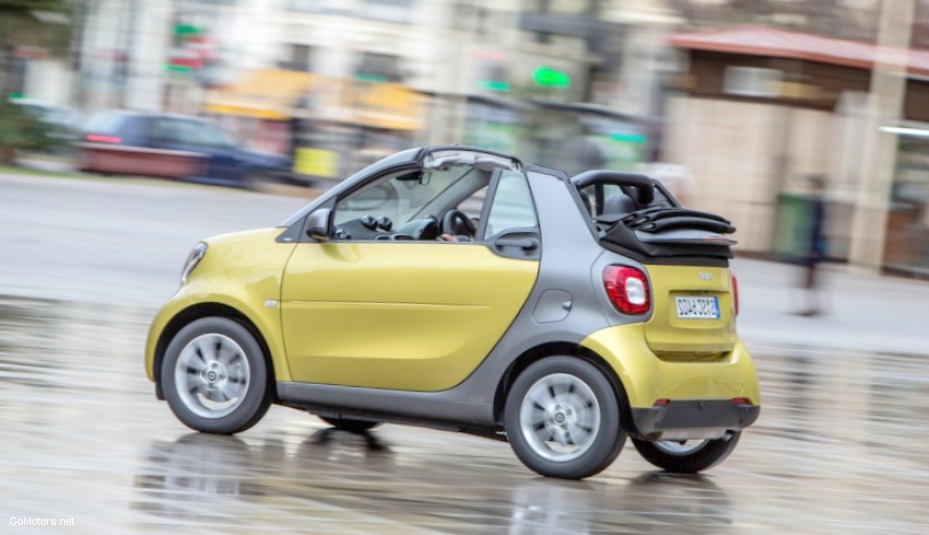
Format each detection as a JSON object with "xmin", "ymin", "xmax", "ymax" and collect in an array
[{"xmin": 795, "ymin": 174, "xmax": 828, "ymax": 317}]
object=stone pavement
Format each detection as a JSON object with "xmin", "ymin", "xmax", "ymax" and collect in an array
[{"xmin": 732, "ymin": 257, "xmax": 929, "ymax": 356}]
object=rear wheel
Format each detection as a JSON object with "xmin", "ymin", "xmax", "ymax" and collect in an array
[
  {"xmin": 161, "ymin": 317, "xmax": 272, "ymax": 434},
  {"xmin": 318, "ymin": 416, "xmax": 381, "ymax": 433},
  {"xmin": 504, "ymin": 356, "xmax": 625, "ymax": 479},
  {"xmin": 631, "ymin": 432, "xmax": 741, "ymax": 473}
]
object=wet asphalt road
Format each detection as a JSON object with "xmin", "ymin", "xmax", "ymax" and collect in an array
[{"xmin": 2, "ymin": 173, "xmax": 929, "ymax": 533}]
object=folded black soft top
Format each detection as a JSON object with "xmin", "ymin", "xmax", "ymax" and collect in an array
[{"xmin": 571, "ymin": 171, "xmax": 736, "ymax": 267}]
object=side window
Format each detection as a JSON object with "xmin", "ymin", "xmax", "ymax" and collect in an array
[
  {"xmin": 458, "ymin": 186, "xmax": 488, "ymax": 220},
  {"xmin": 149, "ymin": 119, "xmax": 178, "ymax": 144},
  {"xmin": 178, "ymin": 121, "xmax": 220, "ymax": 148},
  {"xmin": 483, "ymin": 171, "xmax": 538, "ymax": 240},
  {"xmin": 334, "ymin": 178, "xmax": 402, "ymax": 225},
  {"xmin": 185, "ymin": 122, "xmax": 237, "ymax": 148},
  {"xmin": 119, "ymin": 116, "xmax": 149, "ymax": 145},
  {"xmin": 330, "ymin": 163, "xmax": 496, "ymax": 242}
]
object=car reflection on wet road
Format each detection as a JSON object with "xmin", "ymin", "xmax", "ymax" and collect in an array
[{"xmin": 1, "ymin": 297, "xmax": 927, "ymax": 534}]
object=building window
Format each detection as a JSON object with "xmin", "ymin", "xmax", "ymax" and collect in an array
[
  {"xmin": 288, "ymin": 0, "xmax": 411, "ymax": 22},
  {"xmin": 453, "ymin": 2, "xmax": 488, "ymax": 33},
  {"xmin": 283, "ymin": 44, "xmax": 313, "ymax": 72},
  {"xmin": 287, "ymin": 0, "xmax": 345, "ymax": 13},
  {"xmin": 476, "ymin": 60, "xmax": 510, "ymax": 92},
  {"xmin": 365, "ymin": 0, "xmax": 412, "ymax": 5},
  {"xmin": 356, "ymin": 52, "xmax": 402, "ymax": 83},
  {"xmin": 363, "ymin": 0, "xmax": 413, "ymax": 23},
  {"xmin": 723, "ymin": 66, "xmax": 783, "ymax": 98}
]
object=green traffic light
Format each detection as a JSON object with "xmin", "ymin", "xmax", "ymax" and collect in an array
[{"xmin": 532, "ymin": 67, "xmax": 570, "ymax": 88}]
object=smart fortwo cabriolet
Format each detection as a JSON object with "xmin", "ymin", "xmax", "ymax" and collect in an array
[{"xmin": 145, "ymin": 146, "xmax": 760, "ymax": 479}]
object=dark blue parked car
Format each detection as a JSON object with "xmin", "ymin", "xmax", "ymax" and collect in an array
[{"xmin": 78, "ymin": 110, "xmax": 290, "ymax": 188}]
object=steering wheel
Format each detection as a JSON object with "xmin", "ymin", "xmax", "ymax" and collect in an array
[
  {"xmin": 442, "ymin": 209, "xmax": 476, "ymax": 238},
  {"xmin": 410, "ymin": 215, "xmax": 439, "ymax": 240}
]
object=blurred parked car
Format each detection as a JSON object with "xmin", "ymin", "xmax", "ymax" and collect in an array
[{"xmin": 77, "ymin": 110, "xmax": 291, "ymax": 188}]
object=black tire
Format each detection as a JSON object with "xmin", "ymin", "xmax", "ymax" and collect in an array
[
  {"xmin": 318, "ymin": 416, "xmax": 382, "ymax": 433},
  {"xmin": 631, "ymin": 432, "xmax": 741, "ymax": 473},
  {"xmin": 504, "ymin": 356, "xmax": 626, "ymax": 479},
  {"xmin": 161, "ymin": 317, "xmax": 272, "ymax": 435}
]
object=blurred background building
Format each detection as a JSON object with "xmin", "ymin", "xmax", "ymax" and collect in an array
[{"xmin": 4, "ymin": 0, "xmax": 929, "ymax": 275}]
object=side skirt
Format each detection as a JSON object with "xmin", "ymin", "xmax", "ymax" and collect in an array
[{"xmin": 276, "ymin": 382, "xmax": 505, "ymax": 440}]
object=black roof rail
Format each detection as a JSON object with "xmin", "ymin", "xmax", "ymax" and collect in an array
[{"xmin": 570, "ymin": 170, "xmax": 655, "ymax": 205}]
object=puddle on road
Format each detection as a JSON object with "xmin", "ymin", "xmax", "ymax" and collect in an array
[
  {"xmin": 750, "ymin": 344, "xmax": 929, "ymax": 469},
  {"xmin": 1, "ymin": 297, "xmax": 928, "ymax": 534},
  {"xmin": 130, "ymin": 431, "xmax": 734, "ymax": 534}
]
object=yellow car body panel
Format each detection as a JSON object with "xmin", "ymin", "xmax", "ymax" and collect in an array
[
  {"xmin": 144, "ymin": 228, "xmax": 296, "ymax": 383},
  {"xmin": 580, "ymin": 322, "xmax": 760, "ymax": 409},
  {"xmin": 642, "ymin": 265, "xmax": 737, "ymax": 354},
  {"xmin": 280, "ymin": 242, "xmax": 539, "ymax": 391}
]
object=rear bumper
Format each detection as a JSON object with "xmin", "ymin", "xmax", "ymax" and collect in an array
[
  {"xmin": 580, "ymin": 323, "xmax": 761, "ymax": 430},
  {"xmin": 631, "ymin": 400, "xmax": 760, "ymax": 437}
]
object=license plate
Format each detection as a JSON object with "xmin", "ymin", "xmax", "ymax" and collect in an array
[{"xmin": 675, "ymin": 296, "xmax": 720, "ymax": 319}]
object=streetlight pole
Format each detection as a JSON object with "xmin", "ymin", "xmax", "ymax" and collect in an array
[{"xmin": 848, "ymin": 0, "xmax": 916, "ymax": 271}]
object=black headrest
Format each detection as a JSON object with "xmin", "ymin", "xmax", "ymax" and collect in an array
[{"xmin": 603, "ymin": 193, "xmax": 637, "ymax": 215}]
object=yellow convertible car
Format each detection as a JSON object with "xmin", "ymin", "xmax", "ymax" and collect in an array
[{"xmin": 145, "ymin": 146, "xmax": 760, "ymax": 479}]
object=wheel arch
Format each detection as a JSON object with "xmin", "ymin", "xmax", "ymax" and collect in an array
[
  {"xmin": 493, "ymin": 342, "xmax": 635, "ymax": 433},
  {"xmin": 154, "ymin": 302, "xmax": 276, "ymax": 401}
]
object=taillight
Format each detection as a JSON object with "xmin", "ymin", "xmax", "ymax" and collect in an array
[
  {"xmin": 603, "ymin": 265, "xmax": 650, "ymax": 315},
  {"xmin": 86, "ymin": 134, "xmax": 121, "ymax": 144},
  {"xmin": 730, "ymin": 273, "xmax": 739, "ymax": 316}
]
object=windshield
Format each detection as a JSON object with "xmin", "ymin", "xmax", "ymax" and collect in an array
[{"xmin": 334, "ymin": 163, "xmax": 489, "ymax": 226}]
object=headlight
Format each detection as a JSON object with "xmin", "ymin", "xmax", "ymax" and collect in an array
[{"xmin": 180, "ymin": 242, "xmax": 208, "ymax": 285}]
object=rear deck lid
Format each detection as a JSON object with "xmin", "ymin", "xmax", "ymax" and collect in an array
[{"xmin": 643, "ymin": 265, "xmax": 737, "ymax": 355}]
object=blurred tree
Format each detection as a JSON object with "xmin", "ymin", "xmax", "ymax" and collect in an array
[{"xmin": 0, "ymin": 0, "xmax": 73, "ymax": 164}]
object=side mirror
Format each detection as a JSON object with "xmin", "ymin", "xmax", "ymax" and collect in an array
[{"xmin": 306, "ymin": 208, "xmax": 332, "ymax": 241}]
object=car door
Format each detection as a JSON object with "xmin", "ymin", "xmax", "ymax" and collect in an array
[{"xmin": 280, "ymin": 165, "xmax": 541, "ymax": 392}]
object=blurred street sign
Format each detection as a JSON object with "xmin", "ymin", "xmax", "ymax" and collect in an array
[{"xmin": 532, "ymin": 67, "xmax": 570, "ymax": 88}]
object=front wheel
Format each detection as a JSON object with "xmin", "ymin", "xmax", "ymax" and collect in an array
[
  {"xmin": 161, "ymin": 317, "xmax": 272, "ymax": 434},
  {"xmin": 504, "ymin": 356, "xmax": 626, "ymax": 479},
  {"xmin": 631, "ymin": 432, "xmax": 741, "ymax": 473}
]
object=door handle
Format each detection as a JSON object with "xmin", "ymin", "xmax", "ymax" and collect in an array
[{"xmin": 494, "ymin": 237, "xmax": 539, "ymax": 251}]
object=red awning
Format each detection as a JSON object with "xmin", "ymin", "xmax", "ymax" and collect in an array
[{"xmin": 669, "ymin": 25, "xmax": 929, "ymax": 77}]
